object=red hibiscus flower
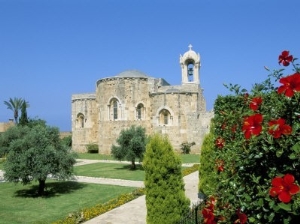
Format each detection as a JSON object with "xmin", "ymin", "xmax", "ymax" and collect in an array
[
  {"xmin": 278, "ymin": 73, "xmax": 300, "ymax": 97},
  {"xmin": 215, "ymin": 137, "xmax": 225, "ymax": 149},
  {"xmin": 234, "ymin": 209, "xmax": 247, "ymax": 224},
  {"xmin": 202, "ymin": 208, "xmax": 216, "ymax": 224},
  {"xmin": 202, "ymin": 197, "xmax": 217, "ymax": 224},
  {"xmin": 268, "ymin": 118, "xmax": 292, "ymax": 138},
  {"xmin": 249, "ymin": 97, "xmax": 262, "ymax": 111},
  {"xmin": 279, "ymin": 50, "xmax": 293, "ymax": 66},
  {"xmin": 216, "ymin": 160, "xmax": 224, "ymax": 172},
  {"xmin": 242, "ymin": 114, "xmax": 263, "ymax": 139},
  {"xmin": 269, "ymin": 174, "xmax": 300, "ymax": 203}
]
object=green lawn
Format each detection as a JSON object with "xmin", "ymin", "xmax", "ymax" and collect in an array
[
  {"xmin": 0, "ymin": 180, "xmax": 136, "ymax": 224},
  {"xmin": 179, "ymin": 154, "xmax": 200, "ymax": 163},
  {"xmin": 74, "ymin": 162, "xmax": 145, "ymax": 181},
  {"xmin": 77, "ymin": 153, "xmax": 116, "ymax": 160},
  {"xmin": 76, "ymin": 153, "xmax": 200, "ymax": 164},
  {"xmin": 74, "ymin": 162, "xmax": 192, "ymax": 181}
]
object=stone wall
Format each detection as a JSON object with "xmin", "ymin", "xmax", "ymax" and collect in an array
[
  {"xmin": 71, "ymin": 76, "xmax": 214, "ymax": 154},
  {"xmin": 71, "ymin": 93, "xmax": 98, "ymax": 152},
  {"xmin": 0, "ymin": 120, "xmax": 14, "ymax": 133},
  {"xmin": 96, "ymin": 77, "xmax": 153, "ymax": 153}
]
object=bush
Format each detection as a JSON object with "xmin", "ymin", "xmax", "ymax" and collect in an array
[
  {"xmin": 180, "ymin": 141, "xmax": 196, "ymax": 154},
  {"xmin": 86, "ymin": 143, "xmax": 99, "ymax": 154},
  {"xmin": 198, "ymin": 122, "xmax": 218, "ymax": 197},
  {"xmin": 61, "ymin": 135, "xmax": 72, "ymax": 147},
  {"xmin": 143, "ymin": 134, "xmax": 190, "ymax": 224},
  {"xmin": 200, "ymin": 51, "xmax": 300, "ymax": 223}
]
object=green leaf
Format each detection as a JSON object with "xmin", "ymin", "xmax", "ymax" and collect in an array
[
  {"xmin": 276, "ymin": 149, "xmax": 283, "ymax": 157},
  {"xmin": 289, "ymin": 153, "xmax": 297, "ymax": 160},
  {"xmin": 268, "ymin": 212, "xmax": 275, "ymax": 222},
  {"xmin": 278, "ymin": 202, "xmax": 291, "ymax": 211},
  {"xmin": 254, "ymin": 152, "xmax": 263, "ymax": 158},
  {"xmin": 248, "ymin": 217, "xmax": 256, "ymax": 223},
  {"xmin": 292, "ymin": 142, "xmax": 300, "ymax": 153}
]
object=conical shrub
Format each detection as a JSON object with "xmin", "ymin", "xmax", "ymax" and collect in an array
[{"xmin": 143, "ymin": 134, "xmax": 190, "ymax": 224}]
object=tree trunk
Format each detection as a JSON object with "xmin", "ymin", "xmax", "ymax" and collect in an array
[
  {"xmin": 38, "ymin": 179, "xmax": 46, "ymax": 196},
  {"xmin": 131, "ymin": 159, "xmax": 136, "ymax": 170}
]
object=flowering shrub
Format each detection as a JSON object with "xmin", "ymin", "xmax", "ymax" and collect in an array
[
  {"xmin": 52, "ymin": 188, "xmax": 145, "ymax": 224},
  {"xmin": 200, "ymin": 51, "xmax": 300, "ymax": 223}
]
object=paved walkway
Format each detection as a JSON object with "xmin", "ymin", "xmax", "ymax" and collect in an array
[
  {"xmin": 0, "ymin": 159, "xmax": 200, "ymax": 224},
  {"xmin": 82, "ymin": 171, "xmax": 199, "ymax": 224}
]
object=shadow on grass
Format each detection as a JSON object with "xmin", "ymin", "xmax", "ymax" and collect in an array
[
  {"xmin": 14, "ymin": 181, "xmax": 87, "ymax": 198},
  {"xmin": 114, "ymin": 164, "xmax": 144, "ymax": 171}
]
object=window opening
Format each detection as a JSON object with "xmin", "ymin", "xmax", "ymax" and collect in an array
[
  {"xmin": 137, "ymin": 103, "xmax": 144, "ymax": 120},
  {"xmin": 113, "ymin": 100, "xmax": 118, "ymax": 120}
]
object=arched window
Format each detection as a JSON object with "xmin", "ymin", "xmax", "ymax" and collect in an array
[
  {"xmin": 113, "ymin": 100, "xmax": 118, "ymax": 120},
  {"xmin": 109, "ymin": 98, "xmax": 120, "ymax": 120},
  {"xmin": 77, "ymin": 113, "xmax": 85, "ymax": 128},
  {"xmin": 187, "ymin": 62, "xmax": 194, "ymax": 82},
  {"xmin": 159, "ymin": 109, "xmax": 171, "ymax": 125},
  {"xmin": 136, "ymin": 103, "xmax": 144, "ymax": 120}
]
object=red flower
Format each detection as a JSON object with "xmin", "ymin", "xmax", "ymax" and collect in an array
[
  {"xmin": 269, "ymin": 174, "xmax": 300, "ymax": 203},
  {"xmin": 279, "ymin": 50, "xmax": 293, "ymax": 66},
  {"xmin": 215, "ymin": 137, "xmax": 225, "ymax": 149},
  {"xmin": 242, "ymin": 114, "xmax": 263, "ymax": 139},
  {"xmin": 278, "ymin": 73, "xmax": 300, "ymax": 97},
  {"xmin": 268, "ymin": 118, "xmax": 292, "ymax": 138},
  {"xmin": 202, "ymin": 208, "xmax": 216, "ymax": 224},
  {"xmin": 202, "ymin": 197, "xmax": 217, "ymax": 224},
  {"xmin": 216, "ymin": 160, "xmax": 224, "ymax": 172},
  {"xmin": 249, "ymin": 97, "xmax": 262, "ymax": 111},
  {"xmin": 277, "ymin": 73, "xmax": 300, "ymax": 97},
  {"xmin": 234, "ymin": 209, "xmax": 247, "ymax": 224}
]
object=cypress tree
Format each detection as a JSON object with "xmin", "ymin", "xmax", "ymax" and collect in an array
[
  {"xmin": 198, "ymin": 131, "xmax": 217, "ymax": 196},
  {"xmin": 143, "ymin": 134, "xmax": 190, "ymax": 224},
  {"xmin": 19, "ymin": 101, "xmax": 29, "ymax": 126}
]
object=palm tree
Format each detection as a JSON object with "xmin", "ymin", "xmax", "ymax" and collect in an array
[{"xmin": 4, "ymin": 97, "xmax": 29, "ymax": 123}]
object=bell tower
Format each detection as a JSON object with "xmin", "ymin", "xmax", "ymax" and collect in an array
[{"xmin": 179, "ymin": 44, "xmax": 201, "ymax": 85}]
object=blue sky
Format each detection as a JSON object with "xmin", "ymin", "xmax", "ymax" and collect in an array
[{"xmin": 0, "ymin": 0, "xmax": 299, "ymax": 131}]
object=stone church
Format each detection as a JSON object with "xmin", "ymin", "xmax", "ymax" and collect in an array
[{"xmin": 71, "ymin": 45, "xmax": 213, "ymax": 153}]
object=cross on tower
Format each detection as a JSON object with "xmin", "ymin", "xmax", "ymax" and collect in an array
[{"xmin": 188, "ymin": 44, "xmax": 193, "ymax": 51}]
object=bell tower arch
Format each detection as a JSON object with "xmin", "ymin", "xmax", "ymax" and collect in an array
[{"xmin": 180, "ymin": 44, "xmax": 201, "ymax": 85}]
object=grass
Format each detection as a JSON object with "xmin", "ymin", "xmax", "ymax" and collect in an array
[
  {"xmin": 0, "ymin": 180, "xmax": 136, "ymax": 224},
  {"xmin": 0, "ymin": 153, "xmax": 199, "ymax": 223},
  {"xmin": 76, "ymin": 152, "xmax": 200, "ymax": 164},
  {"xmin": 74, "ymin": 162, "xmax": 145, "ymax": 181},
  {"xmin": 74, "ymin": 162, "xmax": 194, "ymax": 181},
  {"xmin": 179, "ymin": 153, "xmax": 200, "ymax": 164},
  {"xmin": 76, "ymin": 153, "xmax": 116, "ymax": 160}
]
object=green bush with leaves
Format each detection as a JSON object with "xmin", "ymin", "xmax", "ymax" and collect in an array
[
  {"xmin": 198, "ymin": 122, "xmax": 218, "ymax": 197},
  {"xmin": 143, "ymin": 134, "xmax": 190, "ymax": 224},
  {"xmin": 180, "ymin": 141, "xmax": 196, "ymax": 154},
  {"xmin": 111, "ymin": 125, "xmax": 147, "ymax": 170},
  {"xmin": 61, "ymin": 135, "xmax": 72, "ymax": 147},
  {"xmin": 200, "ymin": 51, "xmax": 300, "ymax": 223}
]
